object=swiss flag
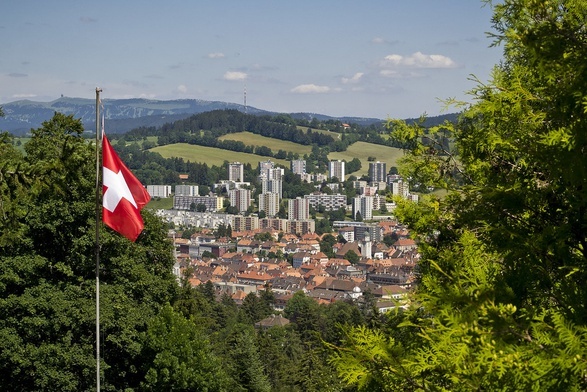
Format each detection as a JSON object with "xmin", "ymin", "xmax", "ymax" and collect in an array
[{"xmin": 102, "ymin": 134, "xmax": 151, "ymax": 241}]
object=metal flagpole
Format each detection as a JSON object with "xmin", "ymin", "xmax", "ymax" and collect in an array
[{"xmin": 95, "ymin": 87, "xmax": 102, "ymax": 391}]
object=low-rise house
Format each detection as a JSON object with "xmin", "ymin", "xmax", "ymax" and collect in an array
[
  {"xmin": 292, "ymin": 252, "xmax": 312, "ymax": 268},
  {"xmin": 255, "ymin": 314, "xmax": 291, "ymax": 329}
]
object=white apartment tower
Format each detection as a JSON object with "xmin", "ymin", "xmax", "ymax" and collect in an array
[
  {"xmin": 328, "ymin": 160, "xmax": 345, "ymax": 181},
  {"xmin": 288, "ymin": 197, "xmax": 310, "ymax": 220},
  {"xmin": 392, "ymin": 180, "xmax": 410, "ymax": 199},
  {"xmin": 291, "ymin": 159, "xmax": 306, "ymax": 175},
  {"xmin": 228, "ymin": 162, "xmax": 244, "ymax": 182},
  {"xmin": 258, "ymin": 192, "xmax": 280, "ymax": 217},
  {"xmin": 353, "ymin": 195, "xmax": 374, "ymax": 221},
  {"xmin": 260, "ymin": 167, "xmax": 284, "ymax": 199}
]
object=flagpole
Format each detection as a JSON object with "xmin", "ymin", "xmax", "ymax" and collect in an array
[{"xmin": 95, "ymin": 87, "xmax": 102, "ymax": 391}]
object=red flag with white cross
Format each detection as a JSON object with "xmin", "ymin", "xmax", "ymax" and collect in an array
[{"xmin": 102, "ymin": 134, "xmax": 150, "ymax": 241}]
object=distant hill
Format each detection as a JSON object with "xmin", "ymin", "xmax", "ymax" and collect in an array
[{"xmin": 0, "ymin": 96, "xmax": 455, "ymax": 136}]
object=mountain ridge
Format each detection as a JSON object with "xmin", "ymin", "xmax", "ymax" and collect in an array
[{"xmin": 0, "ymin": 96, "xmax": 453, "ymax": 135}]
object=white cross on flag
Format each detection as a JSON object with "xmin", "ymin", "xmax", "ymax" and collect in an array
[{"xmin": 102, "ymin": 134, "xmax": 151, "ymax": 241}]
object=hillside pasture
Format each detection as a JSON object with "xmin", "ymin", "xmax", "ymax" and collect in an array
[
  {"xmin": 218, "ymin": 131, "xmax": 312, "ymax": 156},
  {"xmin": 150, "ymin": 143, "xmax": 289, "ymax": 167},
  {"xmin": 328, "ymin": 141, "xmax": 404, "ymax": 177}
]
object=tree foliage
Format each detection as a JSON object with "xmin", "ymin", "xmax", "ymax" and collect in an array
[{"xmin": 330, "ymin": 1, "xmax": 587, "ymax": 390}]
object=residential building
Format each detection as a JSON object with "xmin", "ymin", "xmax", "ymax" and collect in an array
[
  {"xmin": 354, "ymin": 224, "xmax": 382, "ymax": 242},
  {"xmin": 304, "ymin": 192, "xmax": 347, "ymax": 211},
  {"xmin": 288, "ymin": 197, "xmax": 310, "ymax": 220},
  {"xmin": 369, "ymin": 161, "xmax": 387, "ymax": 183},
  {"xmin": 291, "ymin": 159, "xmax": 306, "ymax": 175},
  {"xmin": 258, "ymin": 160, "xmax": 275, "ymax": 176},
  {"xmin": 174, "ymin": 184, "xmax": 198, "ymax": 197},
  {"xmin": 228, "ymin": 188, "xmax": 251, "ymax": 213},
  {"xmin": 147, "ymin": 185, "xmax": 172, "ymax": 198},
  {"xmin": 328, "ymin": 160, "xmax": 345, "ymax": 181},
  {"xmin": 228, "ymin": 162, "xmax": 245, "ymax": 182},
  {"xmin": 286, "ymin": 219, "xmax": 315, "ymax": 236},
  {"xmin": 231, "ymin": 215, "xmax": 260, "ymax": 232},
  {"xmin": 353, "ymin": 195, "xmax": 374, "ymax": 221},
  {"xmin": 258, "ymin": 192, "xmax": 280, "ymax": 217},
  {"xmin": 260, "ymin": 218, "xmax": 288, "ymax": 232},
  {"xmin": 261, "ymin": 178, "xmax": 282, "ymax": 199},
  {"xmin": 392, "ymin": 180, "xmax": 410, "ymax": 199},
  {"xmin": 173, "ymin": 195, "xmax": 224, "ymax": 211}
]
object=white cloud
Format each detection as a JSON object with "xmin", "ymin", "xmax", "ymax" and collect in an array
[
  {"xmin": 223, "ymin": 71, "xmax": 247, "ymax": 81},
  {"xmin": 372, "ymin": 37, "xmax": 385, "ymax": 44},
  {"xmin": 208, "ymin": 52, "xmax": 225, "ymax": 59},
  {"xmin": 177, "ymin": 84, "xmax": 188, "ymax": 93},
  {"xmin": 290, "ymin": 84, "xmax": 331, "ymax": 94},
  {"xmin": 341, "ymin": 72, "xmax": 363, "ymax": 84},
  {"xmin": 382, "ymin": 51, "xmax": 457, "ymax": 69}
]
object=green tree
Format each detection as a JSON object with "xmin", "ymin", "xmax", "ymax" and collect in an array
[
  {"xmin": 140, "ymin": 305, "xmax": 233, "ymax": 391},
  {"xmin": 330, "ymin": 1, "xmax": 587, "ymax": 390},
  {"xmin": 226, "ymin": 326, "xmax": 272, "ymax": 392},
  {"xmin": 0, "ymin": 113, "xmax": 179, "ymax": 391},
  {"xmin": 343, "ymin": 249, "xmax": 360, "ymax": 264}
]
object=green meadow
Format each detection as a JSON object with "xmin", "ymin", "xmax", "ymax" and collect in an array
[
  {"xmin": 150, "ymin": 143, "xmax": 289, "ymax": 167},
  {"xmin": 328, "ymin": 141, "xmax": 404, "ymax": 177}
]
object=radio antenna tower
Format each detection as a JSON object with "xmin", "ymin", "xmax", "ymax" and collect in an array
[{"xmin": 244, "ymin": 84, "xmax": 247, "ymax": 114}]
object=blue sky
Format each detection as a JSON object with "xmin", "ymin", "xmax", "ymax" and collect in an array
[{"xmin": 1, "ymin": 1, "xmax": 503, "ymax": 119}]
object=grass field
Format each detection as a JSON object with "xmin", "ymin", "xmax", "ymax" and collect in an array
[
  {"xmin": 150, "ymin": 143, "xmax": 290, "ymax": 167},
  {"xmin": 218, "ymin": 131, "xmax": 312, "ymax": 156},
  {"xmin": 328, "ymin": 141, "xmax": 405, "ymax": 177},
  {"xmin": 146, "ymin": 197, "xmax": 174, "ymax": 210}
]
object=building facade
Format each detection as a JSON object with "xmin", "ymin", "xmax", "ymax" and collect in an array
[
  {"xmin": 288, "ymin": 197, "xmax": 310, "ymax": 220},
  {"xmin": 369, "ymin": 161, "xmax": 387, "ymax": 183},
  {"xmin": 304, "ymin": 192, "xmax": 347, "ymax": 211},
  {"xmin": 147, "ymin": 185, "xmax": 172, "ymax": 198},
  {"xmin": 174, "ymin": 184, "xmax": 199, "ymax": 197},
  {"xmin": 228, "ymin": 162, "xmax": 245, "ymax": 182},
  {"xmin": 291, "ymin": 159, "xmax": 306, "ymax": 175},
  {"xmin": 258, "ymin": 192, "xmax": 280, "ymax": 217},
  {"xmin": 173, "ymin": 195, "xmax": 224, "ymax": 211},
  {"xmin": 353, "ymin": 195, "xmax": 374, "ymax": 221},
  {"xmin": 328, "ymin": 160, "xmax": 345, "ymax": 181},
  {"xmin": 228, "ymin": 188, "xmax": 251, "ymax": 213}
]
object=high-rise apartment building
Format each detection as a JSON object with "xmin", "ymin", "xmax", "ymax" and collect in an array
[
  {"xmin": 258, "ymin": 192, "xmax": 280, "ymax": 217},
  {"xmin": 353, "ymin": 195, "xmax": 374, "ymax": 221},
  {"xmin": 288, "ymin": 197, "xmax": 310, "ymax": 220},
  {"xmin": 228, "ymin": 188, "xmax": 251, "ymax": 213},
  {"xmin": 291, "ymin": 159, "xmax": 306, "ymax": 175},
  {"xmin": 328, "ymin": 160, "xmax": 345, "ymax": 181},
  {"xmin": 228, "ymin": 162, "xmax": 244, "ymax": 182},
  {"xmin": 368, "ymin": 161, "xmax": 387, "ymax": 183}
]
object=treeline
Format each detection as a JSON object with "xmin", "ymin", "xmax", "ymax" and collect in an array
[{"xmin": 115, "ymin": 109, "xmax": 407, "ymax": 158}]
